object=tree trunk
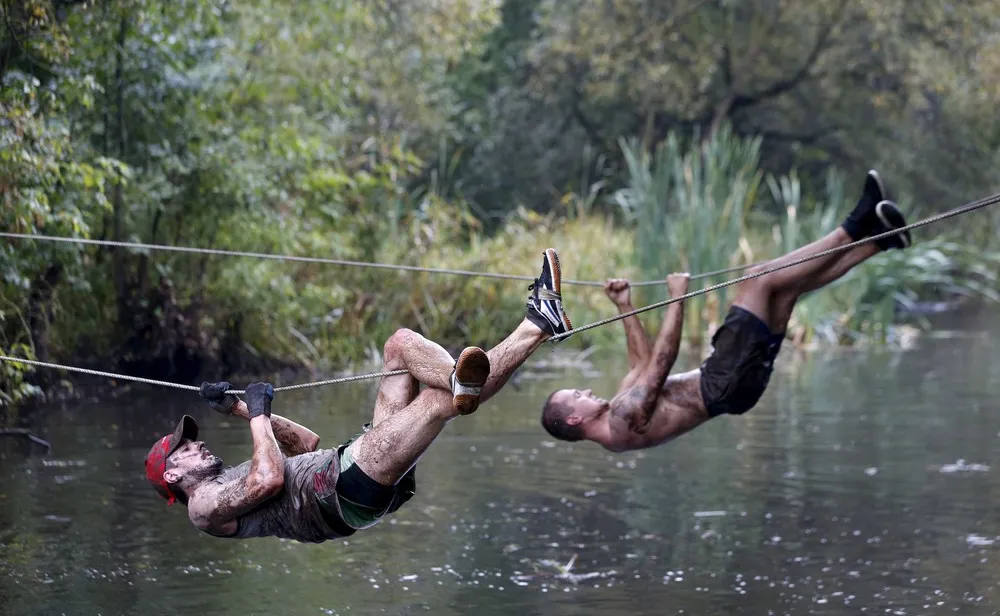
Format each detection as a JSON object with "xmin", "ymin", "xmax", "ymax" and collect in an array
[
  {"xmin": 26, "ymin": 264, "xmax": 63, "ymax": 365},
  {"xmin": 709, "ymin": 93, "xmax": 735, "ymax": 138},
  {"xmin": 136, "ymin": 208, "xmax": 162, "ymax": 299},
  {"xmin": 112, "ymin": 14, "xmax": 129, "ymax": 327}
]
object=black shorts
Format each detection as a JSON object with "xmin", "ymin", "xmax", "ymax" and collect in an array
[
  {"xmin": 334, "ymin": 424, "xmax": 415, "ymax": 529},
  {"xmin": 699, "ymin": 306, "xmax": 784, "ymax": 417},
  {"xmin": 314, "ymin": 424, "xmax": 416, "ymax": 534}
]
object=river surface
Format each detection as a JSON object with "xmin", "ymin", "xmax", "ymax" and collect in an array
[{"xmin": 2, "ymin": 307, "xmax": 1000, "ymax": 615}]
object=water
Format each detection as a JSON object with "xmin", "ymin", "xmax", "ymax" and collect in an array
[{"xmin": 2, "ymin": 308, "xmax": 1000, "ymax": 615}]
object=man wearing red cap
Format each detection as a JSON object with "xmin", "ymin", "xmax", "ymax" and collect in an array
[{"xmin": 144, "ymin": 249, "xmax": 573, "ymax": 542}]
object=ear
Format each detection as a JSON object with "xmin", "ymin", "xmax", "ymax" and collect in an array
[
  {"xmin": 566, "ymin": 414, "xmax": 583, "ymax": 426},
  {"xmin": 163, "ymin": 469, "xmax": 182, "ymax": 484}
]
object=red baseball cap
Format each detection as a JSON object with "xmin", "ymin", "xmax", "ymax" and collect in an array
[{"xmin": 144, "ymin": 415, "xmax": 199, "ymax": 505}]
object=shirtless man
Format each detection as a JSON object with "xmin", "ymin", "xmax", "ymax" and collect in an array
[
  {"xmin": 143, "ymin": 249, "xmax": 574, "ymax": 542},
  {"xmin": 540, "ymin": 170, "xmax": 912, "ymax": 452}
]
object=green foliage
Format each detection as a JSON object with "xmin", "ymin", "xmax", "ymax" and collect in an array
[
  {"xmin": 449, "ymin": 0, "xmax": 1000, "ymax": 221},
  {"xmin": 3, "ymin": 0, "xmax": 1000, "ymax": 405},
  {"xmin": 0, "ymin": 343, "xmax": 40, "ymax": 405},
  {"xmin": 614, "ymin": 126, "xmax": 762, "ymax": 339}
]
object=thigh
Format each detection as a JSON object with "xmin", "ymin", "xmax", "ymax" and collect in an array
[
  {"xmin": 372, "ymin": 372, "xmax": 419, "ymax": 427},
  {"xmin": 732, "ymin": 279, "xmax": 772, "ymax": 328},
  {"xmin": 768, "ymin": 291, "xmax": 798, "ymax": 334},
  {"xmin": 350, "ymin": 387, "xmax": 452, "ymax": 486},
  {"xmin": 732, "ymin": 285, "xmax": 797, "ymax": 334}
]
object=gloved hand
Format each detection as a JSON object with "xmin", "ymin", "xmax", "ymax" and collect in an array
[
  {"xmin": 244, "ymin": 382, "xmax": 274, "ymax": 420},
  {"xmin": 199, "ymin": 381, "xmax": 239, "ymax": 415}
]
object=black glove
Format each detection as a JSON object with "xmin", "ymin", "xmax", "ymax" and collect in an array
[
  {"xmin": 199, "ymin": 381, "xmax": 239, "ymax": 415},
  {"xmin": 244, "ymin": 382, "xmax": 274, "ymax": 420}
]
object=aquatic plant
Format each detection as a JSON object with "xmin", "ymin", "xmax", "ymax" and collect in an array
[{"xmin": 614, "ymin": 125, "xmax": 762, "ymax": 340}]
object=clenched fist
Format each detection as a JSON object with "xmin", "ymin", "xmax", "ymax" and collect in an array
[
  {"xmin": 666, "ymin": 273, "xmax": 690, "ymax": 298},
  {"xmin": 604, "ymin": 278, "xmax": 632, "ymax": 307}
]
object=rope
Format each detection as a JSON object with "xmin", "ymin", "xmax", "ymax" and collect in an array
[
  {"xmin": 2, "ymin": 191, "xmax": 997, "ymax": 388},
  {"xmin": 547, "ymin": 192, "xmax": 1000, "ymax": 342},
  {"xmin": 0, "ymin": 355, "xmax": 407, "ymax": 395},
  {"xmin": 0, "ymin": 232, "xmax": 611, "ymax": 287},
  {"xmin": 0, "ymin": 232, "xmax": 737, "ymax": 287}
]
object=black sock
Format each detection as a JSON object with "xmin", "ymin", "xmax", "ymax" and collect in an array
[
  {"xmin": 841, "ymin": 217, "xmax": 864, "ymax": 241},
  {"xmin": 841, "ymin": 191, "xmax": 877, "ymax": 240}
]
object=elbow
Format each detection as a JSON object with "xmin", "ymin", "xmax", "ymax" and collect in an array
[
  {"xmin": 261, "ymin": 474, "xmax": 284, "ymax": 499},
  {"xmin": 251, "ymin": 469, "xmax": 285, "ymax": 499},
  {"xmin": 305, "ymin": 434, "xmax": 321, "ymax": 453}
]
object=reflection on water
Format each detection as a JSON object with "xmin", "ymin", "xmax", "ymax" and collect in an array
[{"xmin": 2, "ymin": 307, "xmax": 1000, "ymax": 615}]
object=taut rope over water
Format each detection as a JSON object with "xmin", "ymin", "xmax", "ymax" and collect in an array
[
  {"xmin": 2, "ymin": 191, "xmax": 999, "ymax": 389},
  {"xmin": 547, "ymin": 192, "xmax": 1000, "ymax": 341},
  {"xmin": 0, "ymin": 232, "xmax": 751, "ymax": 285},
  {"xmin": 0, "ymin": 355, "xmax": 406, "ymax": 396}
]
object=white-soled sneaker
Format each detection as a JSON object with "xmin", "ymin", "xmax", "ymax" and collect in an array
[
  {"xmin": 451, "ymin": 346, "xmax": 490, "ymax": 415},
  {"xmin": 871, "ymin": 200, "xmax": 912, "ymax": 250},
  {"xmin": 525, "ymin": 248, "xmax": 573, "ymax": 339}
]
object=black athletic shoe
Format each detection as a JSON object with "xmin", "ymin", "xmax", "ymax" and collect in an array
[
  {"xmin": 525, "ymin": 248, "xmax": 573, "ymax": 339},
  {"xmin": 864, "ymin": 169, "xmax": 889, "ymax": 206},
  {"xmin": 841, "ymin": 169, "xmax": 889, "ymax": 240},
  {"xmin": 870, "ymin": 200, "xmax": 912, "ymax": 250}
]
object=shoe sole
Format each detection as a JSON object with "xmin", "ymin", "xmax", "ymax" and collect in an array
[
  {"xmin": 544, "ymin": 248, "xmax": 573, "ymax": 331},
  {"xmin": 867, "ymin": 169, "xmax": 886, "ymax": 204},
  {"xmin": 453, "ymin": 346, "xmax": 490, "ymax": 415},
  {"xmin": 875, "ymin": 200, "xmax": 912, "ymax": 249}
]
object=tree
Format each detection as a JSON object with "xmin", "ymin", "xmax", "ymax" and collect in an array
[{"xmin": 453, "ymin": 0, "xmax": 1000, "ymax": 216}]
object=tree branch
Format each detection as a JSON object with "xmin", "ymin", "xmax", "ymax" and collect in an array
[
  {"xmin": 729, "ymin": 0, "xmax": 849, "ymax": 116},
  {"xmin": 752, "ymin": 122, "xmax": 846, "ymax": 146},
  {"xmin": 0, "ymin": 429, "xmax": 52, "ymax": 453}
]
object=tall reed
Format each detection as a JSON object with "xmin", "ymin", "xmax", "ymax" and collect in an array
[{"xmin": 614, "ymin": 126, "xmax": 762, "ymax": 340}]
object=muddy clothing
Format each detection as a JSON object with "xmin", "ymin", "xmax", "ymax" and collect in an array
[
  {"xmin": 699, "ymin": 306, "xmax": 784, "ymax": 417},
  {"xmin": 204, "ymin": 432, "xmax": 416, "ymax": 543},
  {"xmin": 331, "ymin": 430, "xmax": 416, "ymax": 530},
  {"xmin": 204, "ymin": 449, "xmax": 353, "ymax": 543}
]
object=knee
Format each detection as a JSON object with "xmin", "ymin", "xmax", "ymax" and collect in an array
[
  {"xmin": 384, "ymin": 328, "xmax": 416, "ymax": 364},
  {"xmin": 738, "ymin": 264, "xmax": 772, "ymax": 294}
]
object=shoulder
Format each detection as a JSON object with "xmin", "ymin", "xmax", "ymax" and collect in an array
[
  {"xmin": 185, "ymin": 474, "xmax": 242, "ymax": 535},
  {"xmin": 610, "ymin": 385, "xmax": 644, "ymax": 412},
  {"xmin": 609, "ymin": 385, "xmax": 654, "ymax": 426},
  {"xmin": 186, "ymin": 484, "xmax": 222, "ymax": 532}
]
